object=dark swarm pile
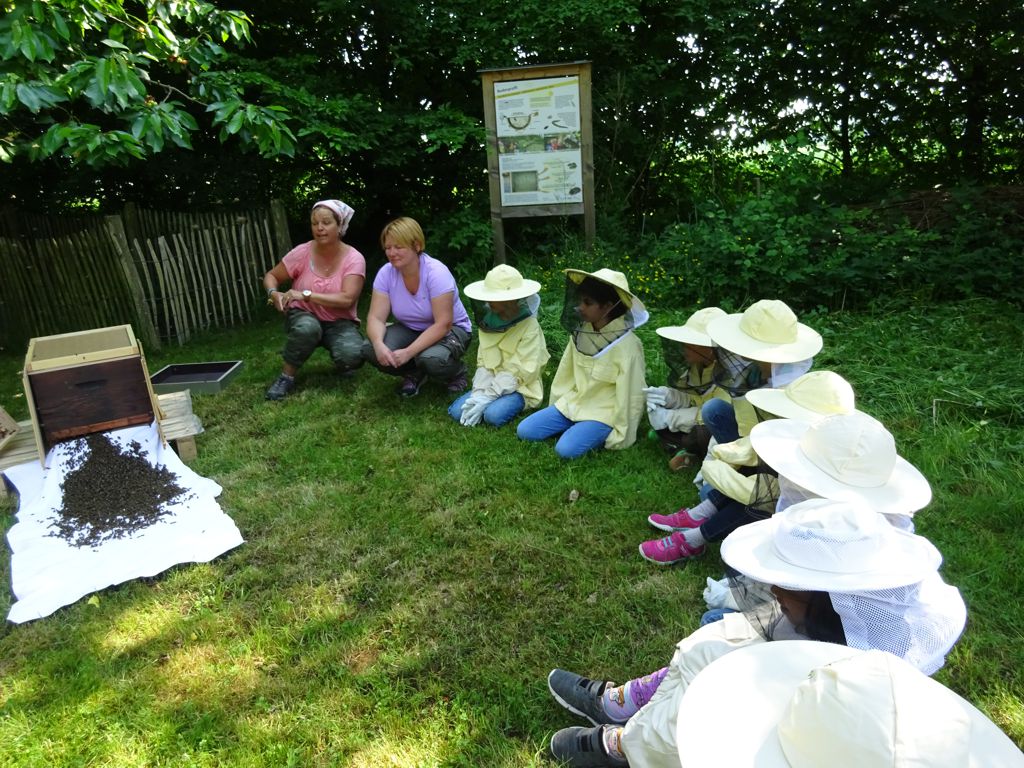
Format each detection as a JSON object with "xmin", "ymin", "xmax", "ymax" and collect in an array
[{"xmin": 51, "ymin": 433, "xmax": 192, "ymax": 548}]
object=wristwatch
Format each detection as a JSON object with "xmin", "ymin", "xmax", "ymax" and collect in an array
[{"xmin": 302, "ymin": 289, "xmax": 312, "ymax": 300}]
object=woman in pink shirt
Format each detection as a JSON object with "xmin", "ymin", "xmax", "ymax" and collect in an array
[
  {"xmin": 262, "ymin": 199, "xmax": 366, "ymax": 400},
  {"xmin": 362, "ymin": 217, "xmax": 473, "ymax": 397}
]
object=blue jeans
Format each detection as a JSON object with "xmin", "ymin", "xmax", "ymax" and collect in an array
[
  {"xmin": 448, "ymin": 391, "xmax": 525, "ymax": 427},
  {"xmin": 516, "ymin": 405, "xmax": 613, "ymax": 460},
  {"xmin": 701, "ymin": 398, "xmax": 740, "ymax": 445},
  {"xmin": 700, "ymin": 608, "xmax": 738, "ymax": 626}
]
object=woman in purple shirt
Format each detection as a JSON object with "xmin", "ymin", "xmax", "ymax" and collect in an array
[{"xmin": 361, "ymin": 217, "xmax": 473, "ymax": 397}]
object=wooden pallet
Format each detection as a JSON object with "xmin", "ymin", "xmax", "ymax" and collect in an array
[{"xmin": 0, "ymin": 390, "xmax": 202, "ymax": 498}]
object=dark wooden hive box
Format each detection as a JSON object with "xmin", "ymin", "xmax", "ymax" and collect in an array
[{"xmin": 22, "ymin": 325, "xmax": 163, "ymax": 464}]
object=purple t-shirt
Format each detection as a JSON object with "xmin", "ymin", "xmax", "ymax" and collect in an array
[{"xmin": 372, "ymin": 252, "xmax": 472, "ymax": 333}]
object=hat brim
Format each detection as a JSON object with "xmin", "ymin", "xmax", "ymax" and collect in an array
[
  {"xmin": 564, "ymin": 269, "xmax": 646, "ymax": 314},
  {"xmin": 677, "ymin": 641, "xmax": 1024, "ymax": 768},
  {"xmin": 656, "ymin": 325, "xmax": 713, "ymax": 347},
  {"xmin": 720, "ymin": 513, "xmax": 942, "ymax": 591},
  {"xmin": 749, "ymin": 419, "xmax": 932, "ymax": 514},
  {"xmin": 746, "ymin": 388, "xmax": 860, "ymax": 423},
  {"xmin": 463, "ymin": 277, "xmax": 541, "ymax": 302},
  {"xmin": 707, "ymin": 313, "xmax": 822, "ymax": 363}
]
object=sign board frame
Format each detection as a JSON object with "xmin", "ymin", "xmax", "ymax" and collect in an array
[{"xmin": 480, "ymin": 61, "xmax": 595, "ymax": 263}]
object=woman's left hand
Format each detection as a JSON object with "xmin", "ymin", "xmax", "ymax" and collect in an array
[
  {"xmin": 271, "ymin": 291, "xmax": 290, "ymax": 312},
  {"xmin": 392, "ymin": 347, "xmax": 414, "ymax": 367}
]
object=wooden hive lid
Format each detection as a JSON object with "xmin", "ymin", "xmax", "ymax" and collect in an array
[{"xmin": 25, "ymin": 325, "xmax": 139, "ymax": 372}]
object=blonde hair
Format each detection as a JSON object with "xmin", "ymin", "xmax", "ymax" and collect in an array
[{"xmin": 380, "ymin": 216, "xmax": 425, "ymax": 253}]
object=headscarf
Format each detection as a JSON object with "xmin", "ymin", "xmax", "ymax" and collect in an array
[{"xmin": 312, "ymin": 199, "xmax": 355, "ymax": 237}]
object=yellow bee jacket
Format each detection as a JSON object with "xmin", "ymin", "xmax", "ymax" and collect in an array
[
  {"xmin": 549, "ymin": 328, "xmax": 647, "ymax": 450},
  {"xmin": 476, "ymin": 315, "xmax": 550, "ymax": 408}
]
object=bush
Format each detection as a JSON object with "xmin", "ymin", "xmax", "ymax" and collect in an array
[{"xmin": 641, "ymin": 185, "xmax": 1024, "ymax": 312}]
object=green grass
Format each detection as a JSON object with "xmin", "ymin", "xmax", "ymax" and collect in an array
[{"xmin": 1, "ymin": 297, "xmax": 1022, "ymax": 765}]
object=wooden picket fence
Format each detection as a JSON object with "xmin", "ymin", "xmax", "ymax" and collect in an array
[{"xmin": 0, "ymin": 202, "xmax": 291, "ymax": 351}]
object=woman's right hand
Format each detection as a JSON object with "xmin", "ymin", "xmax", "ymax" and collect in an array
[{"xmin": 373, "ymin": 341, "xmax": 398, "ymax": 368}]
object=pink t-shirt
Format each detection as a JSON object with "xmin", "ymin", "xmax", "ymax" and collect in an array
[
  {"xmin": 283, "ymin": 241, "xmax": 366, "ymax": 322},
  {"xmin": 372, "ymin": 252, "xmax": 472, "ymax": 333}
]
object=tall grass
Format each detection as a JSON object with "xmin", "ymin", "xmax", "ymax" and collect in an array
[{"xmin": 0, "ymin": 296, "xmax": 1021, "ymax": 765}]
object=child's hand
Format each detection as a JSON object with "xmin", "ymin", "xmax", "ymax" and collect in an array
[
  {"xmin": 643, "ymin": 386, "xmax": 685, "ymax": 409},
  {"xmin": 460, "ymin": 397, "xmax": 488, "ymax": 426}
]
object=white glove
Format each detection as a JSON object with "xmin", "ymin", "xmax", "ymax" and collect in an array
[
  {"xmin": 460, "ymin": 397, "xmax": 488, "ymax": 426},
  {"xmin": 662, "ymin": 405, "xmax": 700, "ymax": 433},
  {"xmin": 642, "ymin": 386, "xmax": 686, "ymax": 409},
  {"xmin": 647, "ymin": 405, "xmax": 671, "ymax": 431},
  {"xmin": 703, "ymin": 577, "xmax": 739, "ymax": 610}
]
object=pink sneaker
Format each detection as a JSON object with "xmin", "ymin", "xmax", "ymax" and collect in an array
[
  {"xmin": 647, "ymin": 508, "xmax": 703, "ymax": 532},
  {"xmin": 638, "ymin": 532, "xmax": 705, "ymax": 565}
]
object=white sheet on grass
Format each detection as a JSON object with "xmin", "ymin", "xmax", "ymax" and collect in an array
[{"xmin": 3, "ymin": 422, "xmax": 244, "ymax": 623}]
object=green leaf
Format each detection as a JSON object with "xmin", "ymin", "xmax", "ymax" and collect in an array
[
  {"xmin": 94, "ymin": 57, "xmax": 109, "ymax": 94},
  {"xmin": 225, "ymin": 109, "xmax": 244, "ymax": 135},
  {"xmin": 15, "ymin": 82, "xmax": 40, "ymax": 112},
  {"xmin": 0, "ymin": 80, "xmax": 18, "ymax": 113}
]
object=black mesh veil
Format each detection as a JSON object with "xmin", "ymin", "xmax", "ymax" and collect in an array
[
  {"xmin": 726, "ymin": 573, "xmax": 848, "ymax": 644},
  {"xmin": 711, "ymin": 346, "xmax": 765, "ymax": 397},
  {"xmin": 660, "ymin": 335, "xmax": 716, "ymax": 395},
  {"xmin": 467, "ymin": 293, "xmax": 540, "ymax": 332},
  {"xmin": 559, "ymin": 274, "xmax": 648, "ymax": 358}
]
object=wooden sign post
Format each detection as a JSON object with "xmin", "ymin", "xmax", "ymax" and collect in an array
[{"xmin": 479, "ymin": 61, "xmax": 595, "ymax": 264}]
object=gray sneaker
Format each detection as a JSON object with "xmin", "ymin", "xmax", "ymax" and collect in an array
[
  {"xmin": 549, "ymin": 725, "xmax": 627, "ymax": 767},
  {"xmin": 265, "ymin": 374, "xmax": 295, "ymax": 400},
  {"xmin": 548, "ymin": 669, "xmax": 620, "ymax": 725}
]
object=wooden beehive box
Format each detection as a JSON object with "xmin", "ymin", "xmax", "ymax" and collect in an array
[{"xmin": 22, "ymin": 325, "xmax": 164, "ymax": 464}]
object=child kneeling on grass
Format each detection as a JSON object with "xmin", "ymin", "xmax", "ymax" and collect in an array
[
  {"xmin": 644, "ymin": 307, "xmax": 728, "ymax": 470},
  {"xmin": 638, "ymin": 371, "xmax": 861, "ymax": 565},
  {"xmin": 517, "ymin": 268, "xmax": 647, "ymax": 460},
  {"xmin": 698, "ymin": 298, "xmax": 822, "ymax": 448},
  {"xmin": 448, "ymin": 264, "xmax": 549, "ymax": 427}
]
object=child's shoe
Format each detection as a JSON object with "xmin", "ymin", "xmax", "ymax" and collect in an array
[
  {"xmin": 547, "ymin": 669, "xmax": 621, "ymax": 725},
  {"xmin": 549, "ymin": 725, "xmax": 628, "ymax": 767},
  {"xmin": 647, "ymin": 507, "xmax": 702, "ymax": 532},
  {"xmin": 668, "ymin": 450, "xmax": 696, "ymax": 470},
  {"xmin": 639, "ymin": 531, "xmax": 705, "ymax": 565}
]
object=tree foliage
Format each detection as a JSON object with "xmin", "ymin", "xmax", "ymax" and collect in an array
[
  {"xmin": 1, "ymin": 0, "xmax": 1021, "ymax": 258},
  {"xmin": 0, "ymin": 0, "xmax": 296, "ymax": 165}
]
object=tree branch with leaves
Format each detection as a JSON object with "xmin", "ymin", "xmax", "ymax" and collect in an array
[{"xmin": 0, "ymin": 0, "xmax": 296, "ymax": 165}]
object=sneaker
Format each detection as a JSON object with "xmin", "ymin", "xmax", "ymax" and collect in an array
[
  {"xmin": 398, "ymin": 373, "xmax": 426, "ymax": 397},
  {"xmin": 647, "ymin": 507, "xmax": 703, "ymax": 532},
  {"xmin": 550, "ymin": 725, "xmax": 627, "ymax": 767},
  {"xmin": 446, "ymin": 372, "xmax": 469, "ymax": 394},
  {"xmin": 265, "ymin": 374, "xmax": 295, "ymax": 401},
  {"xmin": 548, "ymin": 669, "xmax": 620, "ymax": 725},
  {"xmin": 668, "ymin": 450, "xmax": 696, "ymax": 471},
  {"xmin": 638, "ymin": 531, "xmax": 705, "ymax": 565}
]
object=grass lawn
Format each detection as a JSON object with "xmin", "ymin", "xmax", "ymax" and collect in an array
[{"xmin": 0, "ymin": 296, "xmax": 1022, "ymax": 765}]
